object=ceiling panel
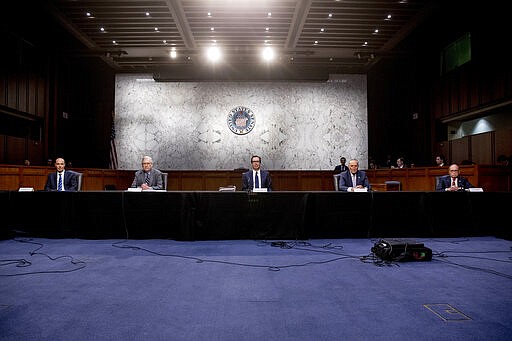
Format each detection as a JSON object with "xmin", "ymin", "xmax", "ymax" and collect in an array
[{"xmin": 44, "ymin": 0, "xmax": 437, "ymax": 80}]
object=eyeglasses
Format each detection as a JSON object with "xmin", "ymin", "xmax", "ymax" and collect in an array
[{"xmin": 251, "ymin": 160, "xmax": 260, "ymax": 163}]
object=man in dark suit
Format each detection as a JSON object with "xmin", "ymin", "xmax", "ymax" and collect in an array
[
  {"xmin": 242, "ymin": 155, "xmax": 272, "ymax": 191},
  {"xmin": 436, "ymin": 163, "xmax": 473, "ymax": 191},
  {"xmin": 131, "ymin": 155, "xmax": 164, "ymax": 190},
  {"xmin": 333, "ymin": 156, "xmax": 348, "ymax": 174},
  {"xmin": 339, "ymin": 159, "xmax": 371, "ymax": 192},
  {"xmin": 44, "ymin": 157, "xmax": 79, "ymax": 191}
]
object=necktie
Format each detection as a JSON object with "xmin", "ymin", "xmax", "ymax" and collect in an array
[
  {"xmin": 58, "ymin": 173, "xmax": 63, "ymax": 191},
  {"xmin": 352, "ymin": 174, "xmax": 357, "ymax": 187},
  {"xmin": 452, "ymin": 178, "xmax": 456, "ymax": 187},
  {"xmin": 255, "ymin": 172, "xmax": 259, "ymax": 188},
  {"xmin": 145, "ymin": 173, "xmax": 150, "ymax": 185}
]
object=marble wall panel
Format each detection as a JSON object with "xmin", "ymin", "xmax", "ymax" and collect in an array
[{"xmin": 115, "ymin": 74, "xmax": 367, "ymax": 170}]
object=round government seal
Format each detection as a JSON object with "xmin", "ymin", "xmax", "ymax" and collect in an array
[{"xmin": 227, "ymin": 106, "xmax": 255, "ymax": 135}]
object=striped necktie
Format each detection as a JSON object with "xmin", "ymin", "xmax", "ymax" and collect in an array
[
  {"xmin": 58, "ymin": 173, "xmax": 63, "ymax": 191},
  {"xmin": 145, "ymin": 172, "xmax": 150, "ymax": 185}
]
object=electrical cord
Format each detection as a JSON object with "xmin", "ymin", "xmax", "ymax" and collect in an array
[{"xmin": 0, "ymin": 238, "xmax": 86, "ymax": 277}]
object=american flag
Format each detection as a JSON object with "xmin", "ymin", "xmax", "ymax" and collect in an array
[{"xmin": 109, "ymin": 116, "xmax": 118, "ymax": 169}]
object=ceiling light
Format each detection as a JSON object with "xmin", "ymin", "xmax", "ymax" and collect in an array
[
  {"xmin": 320, "ymin": 28, "xmax": 325, "ymax": 32},
  {"xmin": 170, "ymin": 48, "xmax": 177, "ymax": 59},
  {"xmin": 385, "ymin": 14, "xmax": 392, "ymax": 20},
  {"xmin": 207, "ymin": 12, "xmax": 212, "ymax": 17},
  {"xmin": 262, "ymin": 46, "xmax": 274, "ymax": 61},
  {"xmin": 210, "ymin": 27, "xmax": 215, "ymax": 31},
  {"xmin": 328, "ymin": 13, "xmax": 333, "ymax": 18},
  {"xmin": 267, "ymin": 12, "xmax": 272, "ymax": 17},
  {"xmin": 207, "ymin": 46, "xmax": 221, "ymax": 62},
  {"xmin": 146, "ymin": 12, "xmax": 150, "ymax": 17}
]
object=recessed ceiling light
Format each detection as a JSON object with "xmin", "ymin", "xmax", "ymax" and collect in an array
[
  {"xmin": 207, "ymin": 46, "xmax": 221, "ymax": 62},
  {"xmin": 262, "ymin": 46, "xmax": 274, "ymax": 61}
]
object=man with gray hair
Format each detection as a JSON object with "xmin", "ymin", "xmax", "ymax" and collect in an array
[{"xmin": 131, "ymin": 155, "xmax": 164, "ymax": 190}]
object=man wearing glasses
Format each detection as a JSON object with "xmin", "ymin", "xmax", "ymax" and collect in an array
[
  {"xmin": 130, "ymin": 155, "xmax": 164, "ymax": 190},
  {"xmin": 436, "ymin": 163, "xmax": 474, "ymax": 192}
]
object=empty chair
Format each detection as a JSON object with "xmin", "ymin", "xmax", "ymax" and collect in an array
[
  {"xmin": 333, "ymin": 174, "xmax": 341, "ymax": 191},
  {"xmin": 161, "ymin": 172, "xmax": 168, "ymax": 190},
  {"xmin": 75, "ymin": 172, "xmax": 83, "ymax": 191},
  {"xmin": 384, "ymin": 180, "xmax": 400, "ymax": 191}
]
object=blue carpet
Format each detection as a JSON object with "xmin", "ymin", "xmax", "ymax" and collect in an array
[{"xmin": 1, "ymin": 237, "xmax": 511, "ymax": 340}]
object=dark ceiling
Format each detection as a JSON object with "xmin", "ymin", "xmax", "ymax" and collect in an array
[{"xmin": 42, "ymin": 1, "xmax": 438, "ymax": 80}]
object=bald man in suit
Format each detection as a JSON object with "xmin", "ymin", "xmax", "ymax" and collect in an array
[{"xmin": 44, "ymin": 157, "xmax": 79, "ymax": 191}]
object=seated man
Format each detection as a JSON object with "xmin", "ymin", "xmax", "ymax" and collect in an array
[
  {"xmin": 436, "ymin": 163, "xmax": 473, "ymax": 192},
  {"xmin": 131, "ymin": 155, "xmax": 164, "ymax": 190},
  {"xmin": 242, "ymin": 155, "xmax": 272, "ymax": 191},
  {"xmin": 44, "ymin": 157, "xmax": 79, "ymax": 191},
  {"xmin": 339, "ymin": 159, "xmax": 371, "ymax": 192}
]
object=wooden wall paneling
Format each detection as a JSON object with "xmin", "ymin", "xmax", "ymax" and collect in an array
[
  {"xmin": 6, "ymin": 136, "xmax": 25, "ymax": 165},
  {"xmin": 167, "ymin": 171, "xmax": 181, "ymax": 190},
  {"xmin": 449, "ymin": 74, "xmax": 459, "ymax": 113},
  {"xmin": 28, "ymin": 73, "xmax": 37, "ymax": 115},
  {"xmin": 495, "ymin": 129, "xmax": 512, "ymax": 162},
  {"xmin": 181, "ymin": 171, "xmax": 205, "ymax": 190},
  {"xmin": 227, "ymin": 173, "xmax": 243, "ymax": 190},
  {"xmin": 469, "ymin": 68, "xmax": 480, "ymax": 108},
  {"xmin": 406, "ymin": 168, "xmax": 429, "ymax": 191},
  {"xmin": 478, "ymin": 166, "xmax": 510, "ymax": 192},
  {"xmin": 7, "ymin": 72, "xmax": 17, "ymax": 108},
  {"xmin": 37, "ymin": 74, "xmax": 46, "ymax": 116},
  {"xmin": 0, "ymin": 166, "xmax": 21, "ymax": 190},
  {"xmin": 83, "ymin": 169, "xmax": 106, "ymax": 191},
  {"xmin": 459, "ymin": 69, "xmax": 469, "ymax": 112},
  {"xmin": 0, "ymin": 135, "xmax": 5, "ymax": 163},
  {"xmin": 21, "ymin": 167, "xmax": 48, "ymax": 190},
  {"xmin": 28, "ymin": 140, "xmax": 42, "ymax": 165},
  {"xmin": 272, "ymin": 171, "xmax": 300, "ymax": 191},
  {"xmin": 450, "ymin": 136, "xmax": 469, "ymax": 164},
  {"xmin": 471, "ymin": 132, "xmax": 492, "ymax": 165},
  {"xmin": 205, "ymin": 172, "xmax": 232, "ymax": 191},
  {"xmin": 299, "ymin": 172, "xmax": 324, "ymax": 191}
]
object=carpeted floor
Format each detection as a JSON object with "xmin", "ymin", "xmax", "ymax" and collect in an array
[{"xmin": 1, "ymin": 236, "xmax": 511, "ymax": 340}]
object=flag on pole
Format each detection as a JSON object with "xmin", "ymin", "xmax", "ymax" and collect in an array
[{"xmin": 109, "ymin": 113, "xmax": 118, "ymax": 169}]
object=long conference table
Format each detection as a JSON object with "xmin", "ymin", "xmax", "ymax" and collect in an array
[{"xmin": 1, "ymin": 191, "xmax": 510, "ymax": 241}]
